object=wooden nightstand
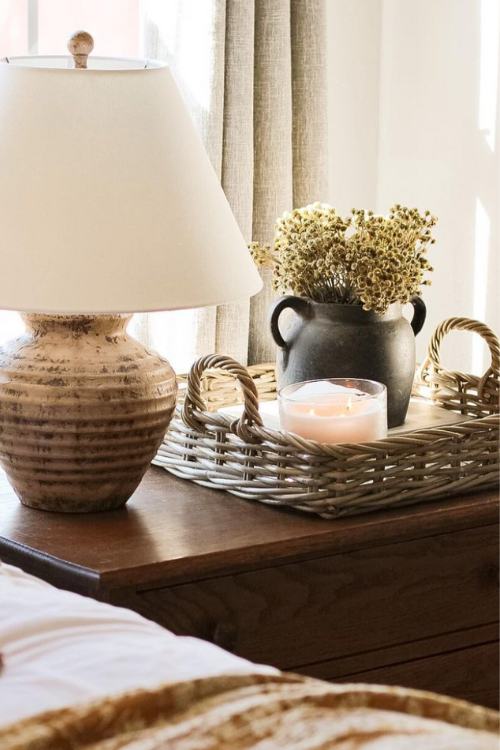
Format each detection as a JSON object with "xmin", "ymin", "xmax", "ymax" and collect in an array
[{"xmin": 0, "ymin": 467, "xmax": 498, "ymax": 708}]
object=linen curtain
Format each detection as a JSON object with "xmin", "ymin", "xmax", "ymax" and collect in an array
[{"xmin": 138, "ymin": 0, "xmax": 328, "ymax": 369}]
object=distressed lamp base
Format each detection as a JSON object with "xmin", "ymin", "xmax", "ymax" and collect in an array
[{"xmin": 0, "ymin": 314, "xmax": 177, "ymax": 513}]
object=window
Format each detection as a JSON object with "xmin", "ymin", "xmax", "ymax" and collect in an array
[{"xmin": 0, "ymin": 0, "xmax": 141, "ymax": 57}]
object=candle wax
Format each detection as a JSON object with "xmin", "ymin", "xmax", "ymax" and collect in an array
[{"xmin": 279, "ymin": 383, "xmax": 387, "ymax": 444}]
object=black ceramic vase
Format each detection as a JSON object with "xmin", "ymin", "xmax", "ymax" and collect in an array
[{"xmin": 270, "ymin": 296, "xmax": 426, "ymax": 428}]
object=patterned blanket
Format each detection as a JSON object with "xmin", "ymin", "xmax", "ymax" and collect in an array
[{"xmin": 1, "ymin": 672, "xmax": 498, "ymax": 749}]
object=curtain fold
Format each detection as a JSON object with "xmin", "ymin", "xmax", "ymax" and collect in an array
[
  {"xmin": 141, "ymin": 0, "xmax": 327, "ymax": 369},
  {"xmin": 216, "ymin": 0, "xmax": 254, "ymax": 362},
  {"xmin": 291, "ymin": 0, "xmax": 329, "ymax": 208}
]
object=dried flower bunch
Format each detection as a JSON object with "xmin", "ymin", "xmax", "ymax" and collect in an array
[{"xmin": 251, "ymin": 204, "xmax": 437, "ymax": 314}]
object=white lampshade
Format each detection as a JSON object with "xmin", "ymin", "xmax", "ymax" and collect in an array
[{"xmin": 0, "ymin": 55, "xmax": 262, "ymax": 313}]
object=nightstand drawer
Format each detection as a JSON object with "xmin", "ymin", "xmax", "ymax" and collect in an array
[{"xmin": 137, "ymin": 524, "xmax": 499, "ymax": 668}]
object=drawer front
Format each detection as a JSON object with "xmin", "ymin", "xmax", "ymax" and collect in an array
[
  {"xmin": 327, "ymin": 641, "xmax": 499, "ymax": 710},
  {"xmin": 295, "ymin": 624, "xmax": 499, "ymax": 709},
  {"xmin": 136, "ymin": 525, "xmax": 499, "ymax": 669}
]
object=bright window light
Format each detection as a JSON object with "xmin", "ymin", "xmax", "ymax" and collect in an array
[
  {"xmin": 0, "ymin": 313, "xmax": 25, "ymax": 347},
  {"xmin": 0, "ymin": 1, "xmax": 28, "ymax": 56},
  {"xmin": 472, "ymin": 197, "xmax": 490, "ymax": 374},
  {"xmin": 478, "ymin": 0, "xmax": 499, "ymax": 151},
  {"xmin": 142, "ymin": 0, "xmax": 215, "ymax": 114}
]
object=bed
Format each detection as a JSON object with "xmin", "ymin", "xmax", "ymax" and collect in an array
[{"xmin": 0, "ymin": 561, "xmax": 498, "ymax": 749}]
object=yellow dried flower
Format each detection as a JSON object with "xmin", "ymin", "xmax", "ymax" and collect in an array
[{"xmin": 250, "ymin": 203, "xmax": 437, "ymax": 313}]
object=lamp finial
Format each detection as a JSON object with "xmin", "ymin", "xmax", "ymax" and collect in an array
[{"xmin": 68, "ymin": 31, "xmax": 94, "ymax": 69}]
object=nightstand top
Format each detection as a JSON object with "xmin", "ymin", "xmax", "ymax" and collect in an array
[{"xmin": 0, "ymin": 467, "xmax": 497, "ymax": 593}]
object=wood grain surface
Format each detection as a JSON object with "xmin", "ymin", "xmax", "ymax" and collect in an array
[
  {"xmin": 333, "ymin": 641, "xmax": 499, "ymax": 710},
  {"xmin": 135, "ymin": 525, "xmax": 498, "ymax": 666},
  {"xmin": 0, "ymin": 466, "xmax": 497, "ymax": 591}
]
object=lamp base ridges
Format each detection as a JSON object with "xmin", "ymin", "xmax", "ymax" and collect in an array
[{"xmin": 0, "ymin": 314, "xmax": 177, "ymax": 512}]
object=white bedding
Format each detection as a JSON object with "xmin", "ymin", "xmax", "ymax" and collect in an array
[{"xmin": 0, "ymin": 561, "xmax": 276, "ymax": 726}]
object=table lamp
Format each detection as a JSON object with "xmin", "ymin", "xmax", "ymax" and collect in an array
[{"xmin": 0, "ymin": 32, "xmax": 262, "ymax": 513}]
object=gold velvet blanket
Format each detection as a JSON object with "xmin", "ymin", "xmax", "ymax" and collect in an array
[{"xmin": 1, "ymin": 673, "xmax": 498, "ymax": 749}]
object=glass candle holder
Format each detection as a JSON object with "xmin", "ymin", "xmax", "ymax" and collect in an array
[{"xmin": 279, "ymin": 378, "xmax": 387, "ymax": 444}]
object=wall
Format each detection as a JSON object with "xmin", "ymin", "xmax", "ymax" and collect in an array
[
  {"xmin": 327, "ymin": 0, "xmax": 499, "ymax": 373},
  {"xmin": 327, "ymin": 0, "xmax": 382, "ymax": 213}
]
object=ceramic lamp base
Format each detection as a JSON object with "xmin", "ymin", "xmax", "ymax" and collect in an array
[{"xmin": 0, "ymin": 314, "xmax": 177, "ymax": 512}]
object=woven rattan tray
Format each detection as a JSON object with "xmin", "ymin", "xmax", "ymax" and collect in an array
[{"xmin": 154, "ymin": 317, "xmax": 499, "ymax": 518}]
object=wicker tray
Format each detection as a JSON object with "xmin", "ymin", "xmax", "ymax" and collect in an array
[{"xmin": 154, "ymin": 317, "xmax": 499, "ymax": 518}]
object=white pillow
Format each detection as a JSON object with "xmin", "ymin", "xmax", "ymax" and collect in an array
[{"xmin": 0, "ymin": 561, "xmax": 276, "ymax": 725}]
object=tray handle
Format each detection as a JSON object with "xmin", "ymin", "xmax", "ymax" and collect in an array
[
  {"xmin": 182, "ymin": 354, "xmax": 263, "ymax": 436},
  {"xmin": 420, "ymin": 317, "xmax": 500, "ymax": 397}
]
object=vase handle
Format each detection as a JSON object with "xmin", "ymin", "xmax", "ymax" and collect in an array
[
  {"xmin": 410, "ymin": 295, "xmax": 426, "ymax": 336},
  {"xmin": 269, "ymin": 295, "xmax": 312, "ymax": 349}
]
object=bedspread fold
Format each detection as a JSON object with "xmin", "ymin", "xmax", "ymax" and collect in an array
[{"xmin": 1, "ymin": 671, "xmax": 498, "ymax": 749}]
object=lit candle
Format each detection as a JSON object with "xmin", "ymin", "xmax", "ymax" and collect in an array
[{"xmin": 279, "ymin": 379, "xmax": 387, "ymax": 444}]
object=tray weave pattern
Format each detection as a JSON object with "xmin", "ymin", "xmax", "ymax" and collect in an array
[{"xmin": 155, "ymin": 318, "xmax": 499, "ymax": 518}]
